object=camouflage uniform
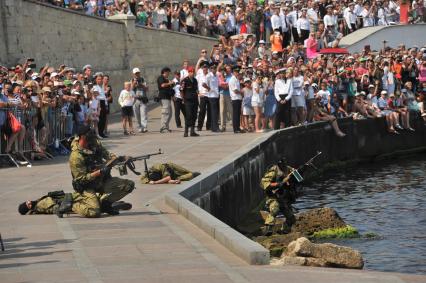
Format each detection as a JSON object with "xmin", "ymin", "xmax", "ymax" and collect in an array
[
  {"xmin": 260, "ymin": 165, "xmax": 297, "ymax": 227},
  {"xmin": 69, "ymin": 138, "xmax": 135, "ymax": 204},
  {"xmin": 141, "ymin": 163, "xmax": 195, "ymax": 184},
  {"xmin": 30, "ymin": 192, "xmax": 100, "ymax": 218}
]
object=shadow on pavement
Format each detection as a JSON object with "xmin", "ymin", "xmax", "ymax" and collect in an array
[{"xmin": 0, "ymin": 260, "xmax": 59, "ymax": 269}]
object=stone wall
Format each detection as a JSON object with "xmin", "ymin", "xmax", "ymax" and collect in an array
[
  {"xmin": 340, "ymin": 24, "xmax": 426, "ymax": 53},
  {"xmin": 0, "ymin": 0, "xmax": 216, "ymax": 111},
  {"xmin": 179, "ymin": 117, "xmax": 426, "ymax": 229}
]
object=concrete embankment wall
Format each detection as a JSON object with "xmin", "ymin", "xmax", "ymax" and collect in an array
[
  {"xmin": 340, "ymin": 24, "xmax": 426, "ymax": 53},
  {"xmin": 0, "ymin": 0, "xmax": 216, "ymax": 111},
  {"xmin": 166, "ymin": 117, "xmax": 426, "ymax": 264},
  {"xmin": 195, "ymin": 117, "xmax": 426, "ymax": 228}
]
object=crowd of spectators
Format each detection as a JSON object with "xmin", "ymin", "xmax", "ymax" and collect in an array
[
  {"xmin": 37, "ymin": 0, "xmax": 425, "ymax": 39},
  {"xmin": 150, "ymin": 35, "xmax": 426, "ymax": 137},
  {"xmin": 0, "ymin": 59, "xmax": 113, "ymax": 163}
]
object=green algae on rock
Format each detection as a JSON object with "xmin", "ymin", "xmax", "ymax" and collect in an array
[{"xmin": 311, "ymin": 225, "xmax": 359, "ymax": 239}]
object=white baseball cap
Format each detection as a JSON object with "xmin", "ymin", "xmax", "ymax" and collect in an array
[{"xmin": 132, "ymin": 67, "xmax": 141, "ymax": 74}]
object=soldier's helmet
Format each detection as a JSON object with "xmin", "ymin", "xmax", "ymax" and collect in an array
[{"xmin": 277, "ymin": 157, "xmax": 287, "ymax": 170}]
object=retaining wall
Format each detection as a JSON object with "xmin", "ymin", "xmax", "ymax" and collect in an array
[
  {"xmin": 0, "ymin": 0, "xmax": 216, "ymax": 111},
  {"xmin": 340, "ymin": 24, "xmax": 426, "ymax": 53},
  {"xmin": 166, "ymin": 117, "xmax": 426, "ymax": 264}
]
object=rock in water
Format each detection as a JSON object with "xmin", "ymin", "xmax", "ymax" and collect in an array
[
  {"xmin": 291, "ymin": 207, "xmax": 347, "ymax": 235},
  {"xmin": 285, "ymin": 237, "xmax": 364, "ymax": 269}
]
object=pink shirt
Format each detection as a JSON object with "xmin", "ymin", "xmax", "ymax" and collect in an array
[
  {"xmin": 306, "ymin": 37, "xmax": 319, "ymax": 59},
  {"xmin": 419, "ymin": 65, "xmax": 426, "ymax": 83}
]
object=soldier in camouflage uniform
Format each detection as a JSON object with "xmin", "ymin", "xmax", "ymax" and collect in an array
[
  {"xmin": 141, "ymin": 163, "xmax": 200, "ymax": 184},
  {"xmin": 260, "ymin": 158, "xmax": 297, "ymax": 235},
  {"xmin": 69, "ymin": 125, "xmax": 135, "ymax": 215},
  {"xmin": 18, "ymin": 191, "xmax": 101, "ymax": 218}
]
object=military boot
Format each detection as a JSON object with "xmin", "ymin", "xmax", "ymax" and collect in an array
[
  {"xmin": 192, "ymin": 172, "xmax": 201, "ymax": 178},
  {"xmin": 56, "ymin": 193, "xmax": 73, "ymax": 218},
  {"xmin": 262, "ymin": 225, "xmax": 274, "ymax": 236},
  {"xmin": 184, "ymin": 126, "xmax": 189, "ymax": 137},
  {"xmin": 112, "ymin": 201, "xmax": 132, "ymax": 211},
  {"xmin": 101, "ymin": 201, "xmax": 120, "ymax": 216}
]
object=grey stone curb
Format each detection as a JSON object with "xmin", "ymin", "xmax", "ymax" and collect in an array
[
  {"xmin": 165, "ymin": 192, "xmax": 270, "ymax": 265},
  {"xmin": 164, "ymin": 132, "xmax": 277, "ymax": 265}
]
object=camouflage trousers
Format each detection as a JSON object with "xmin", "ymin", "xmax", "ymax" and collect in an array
[
  {"xmin": 80, "ymin": 177, "xmax": 134, "ymax": 217},
  {"xmin": 264, "ymin": 197, "xmax": 296, "ymax": 227}
]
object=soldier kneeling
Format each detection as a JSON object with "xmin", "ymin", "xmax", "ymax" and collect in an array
[
  {"xmin": 69, "ymin": 125, "xmax": 135, "ymax": 216},
  {"xmin": 141, "ymin": 163, "xmax": 200, "ymax": 184}
]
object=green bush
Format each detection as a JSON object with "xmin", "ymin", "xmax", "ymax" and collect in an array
[{"xmin": 311, "ymin": 225, "xmax": 359, "ymax": 239}]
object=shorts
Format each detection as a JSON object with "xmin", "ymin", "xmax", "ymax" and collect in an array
[
  {"xmin": 291, "ymin": 95, "xmax": 306, "ymax": 108},
  {"xmin": 121, "ymin": 106, "xmax": 134, "ymax": 118},
  {"xmin": 243, "ymin": 107, "xmax": 255, "ymax": 116},
  {"xmin": 251, "ymin": 101, "xmax": 264, "ymax": 108}
]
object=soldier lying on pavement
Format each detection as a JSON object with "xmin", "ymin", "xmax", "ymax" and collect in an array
[
  {"xmin": 140, "ymin": 163, "xmax": 201, "ymax": 184},
  {"xmin": 69, "ymin": 125, "xmax": 135, "ymax": 216},
  {"xmin": 18, "ymin": 190, "xmax": 131, "ymax": 218}
]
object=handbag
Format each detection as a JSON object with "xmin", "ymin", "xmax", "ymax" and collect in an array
[{"xmin": 8, "ymin": 112, "xmax": 22, "ymax": 133}]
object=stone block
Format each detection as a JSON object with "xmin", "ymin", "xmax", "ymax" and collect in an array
[{"xmin": 286, "ymin": 237, "xmax": 364, "ymax": 269}]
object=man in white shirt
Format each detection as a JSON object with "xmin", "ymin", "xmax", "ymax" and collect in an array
[
  {"xmin": 196, "ymin": 62, "xmax": 211, "ymax": 131},
  {"xmin": 344, "ymin": 3, "xmax": 357, "ymax": 33},
  {"xmin": 289, "ymin": 4, "xmax": 301, "ymax": 44},
  {"xmin": 274, "ymin": 68, "xmax": 293, "ymax": 129},
  {"xmin": 296, "ymin": 8, "xmax": 310, "ymax": 44},
  {"xmin": 205, "ymin": 63, "xmax": 220, "ymax": 132},
  {"xmin": 280, "ymin": 6, "xmax": 291, "ymax": 48},
  {"xmin": 271, "ymin": 7, "xmax": 282, "ymax": 33},
  {"xmin": 307, "ymin": 2, "xmax": 319, "ymax": 33},
  {"xmin": 93, "ymin": 73, "xmax": 108, "ymax": 138},
  {"xmin": 361, "ymin": 2, "xmax": 375, "ymax": 27},
  {"xmin": 229, "ymin": 66, "xmax": 243, "ymax": 133},
  {"xmin": 323, "ymin": 5, "xmax": 337, "ymax": 31}
]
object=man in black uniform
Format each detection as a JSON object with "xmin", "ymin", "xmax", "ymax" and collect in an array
[{"xmin": 181, "ymin": 66, "xmax": 200, "ymax": 137}]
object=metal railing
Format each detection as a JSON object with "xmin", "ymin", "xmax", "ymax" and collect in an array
[{"xmin": 0, "ymin": 105, "xmax": 71, "ymax": 168}]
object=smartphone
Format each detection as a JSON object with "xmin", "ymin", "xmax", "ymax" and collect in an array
[
  {"xmin": 29, "ymin": 63, "xmax": 37, "ymax": 69},
  {"xmin": 27, "ymin": 58, "xmax": 34, "ymax": 62}
]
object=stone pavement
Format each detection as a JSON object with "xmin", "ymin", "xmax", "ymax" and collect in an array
[{"xmin": 0, "ymin": 107, "xmax": 425, "ymax": 283}]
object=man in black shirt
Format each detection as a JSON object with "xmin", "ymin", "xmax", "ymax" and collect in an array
[
  {"xmin": 157, "ymin": 67, "xmax": 174, "ymax": 133},
  {"xmin": 181, "ymin": 66, "xmax": 200, "ymax": 137}
]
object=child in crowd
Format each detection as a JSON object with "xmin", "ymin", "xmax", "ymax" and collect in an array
[
  {"xmin": 88, "ymin": 88, "xmax": 100, "ymax": 138},
  {"xmin": 118, "ymin": 81, "xmax": 136, "ymax": 135},
  {"xmin": 242, "ymin": 78, "xmax": 254, "ymax": 132}
]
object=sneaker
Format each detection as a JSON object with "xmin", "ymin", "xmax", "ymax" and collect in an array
[
  {"xmin": 142, "ymin": 129, "xmax": 148, "ymax": 133},
  {"xmin": 123, "ymin": 131, "xmax": 129, "ymax": 136},
  {"xmin": 138, "ymin": 128, "xmax": 143, "ymax": 133},
  {"xmin": 395, "ymin": 124, "xmax": 404, "ymax": 130}
]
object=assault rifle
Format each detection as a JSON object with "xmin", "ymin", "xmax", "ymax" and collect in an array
[
  {"xmin": 107, "ymin": 149, "xmax": 163, "ymax": 176},
  {"xmin": 272, "ymin": 151, "xmax": 322, "ymax": 195}
]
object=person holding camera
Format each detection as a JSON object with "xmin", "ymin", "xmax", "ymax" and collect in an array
[
  {"xmin": 131, "ymin": 67, "xmax": 148, "ymax": 133},
  {"xmin": 157, "ymin": 67, "xmax": 174, "ymax": 133}
]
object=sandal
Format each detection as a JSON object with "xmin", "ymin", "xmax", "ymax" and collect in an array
[{"xmin": 129, "ymin": 131, "xmax": 136, "ymax": 135}]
